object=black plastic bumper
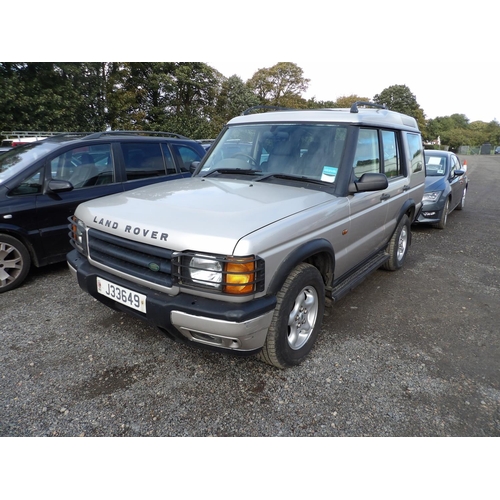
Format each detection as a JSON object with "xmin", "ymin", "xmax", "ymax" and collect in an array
[{"xmin": 67, "ymin": 249, "xmax": 276, "ymax": 353}]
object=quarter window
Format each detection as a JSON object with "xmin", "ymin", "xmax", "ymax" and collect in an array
[{"xmin": 10, "ymin": 168, "xmax": 43, "ymax": 195}]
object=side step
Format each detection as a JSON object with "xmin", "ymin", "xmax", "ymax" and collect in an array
[{"xmin": 330, "ymin": 250, "xmax": 389, "ymax": 302}]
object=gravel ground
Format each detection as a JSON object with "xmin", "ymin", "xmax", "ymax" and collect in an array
[{"xmin": 1, "ymin": 154, "xmax": 499, "ymax": 438}]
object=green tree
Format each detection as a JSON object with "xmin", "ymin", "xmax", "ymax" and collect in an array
[
  {"xmin": 104, "ymin": 62, "xmax": 179, "ymax": 130},
  {"xmin": 306, "ymin": 94, "xmax": 370, "ymax": 109},
  {"xmin": 247, "ymin": 62, "xmax": 309, "ymax": 108},
  {"xmin": 482, "ymin": 119, "xmax": 500, "ymax": 146},
  {"xmin": 373, "ymin": 84, "xmax": 426, "ymax": 131},
  {"xmin": 440, "ymin": 128, "xmax": 482, "ymax": 150},
  {"xmin": 163, "ymin": 62, "xmax": 221, "ymax": 138},
  {"xmin": 105, "ymin": 62, "xmax": 136, "ymax": 130},
  {"xmin": 332, "ymin": 94, "xmax": 371, "ymax": 109},
  {"xmin": 306, "ymin": 97, "xmax": 336, "ymax": 108},
  {"xmin": 423, "ymin": 114, "xmax": 500, "ymax": 149},
  {"xmin": 0, "ymin": 62, "xmax": 108, "ymax": 132},
  {"xmin": 210, "ymin": 75, "xmax": 260, "ymax": 136},
  {"xmin": 104, "ymin": 62, "xmax": 222, "ymax": 138},
  {"xmin": 448, "ymin": 113, "xmax": 470, "ymax": 129},
  {"xmin": 60, "ymin": 62, "xmax": 108, "ymax": 131}
]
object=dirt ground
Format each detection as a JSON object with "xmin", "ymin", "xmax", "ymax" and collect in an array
[{"xmin": 1, "ymin": 154, "xmax": 499, "ymax": 437}]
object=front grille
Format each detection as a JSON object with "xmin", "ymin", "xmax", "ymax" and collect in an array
[{"xmin": 88, "ymin": 228, "xmax": 174, "ymax": 287}]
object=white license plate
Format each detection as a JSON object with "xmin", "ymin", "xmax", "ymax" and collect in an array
[{"xmin": 96, "ymin": 277, "xmax": 147, "ymax": 313}]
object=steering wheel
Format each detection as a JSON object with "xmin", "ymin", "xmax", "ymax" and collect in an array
[{"xmin": 231, "ymin": 153, "xmax": 257, "ymax": 166}]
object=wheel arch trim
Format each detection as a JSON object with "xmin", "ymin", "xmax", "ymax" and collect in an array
[
  {"xmin": 267, "ymin": 238, "xmax": 335, "ymax": 295},
  {"xmin": 400, "ymin": 199, "xmax": 417, "ymax": 223}
]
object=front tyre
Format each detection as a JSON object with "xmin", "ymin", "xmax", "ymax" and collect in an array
[
  {"xmin": 0, "ymin": 235, "xmax": 31, "ymax": 293},
  {"xmin": 258, "ymin": 263, "xmax": 325, "ymax": 369},
  {"xmin": 456, "ymin": 187, "xmax": 466, "ymax": 210},
  {"xmin": 383, "ymin": 214, "xmax": 410, "ymax": 271},
  {"xmin": 434, "ymin": 198, "xmax": 449, "ymax": 229}
]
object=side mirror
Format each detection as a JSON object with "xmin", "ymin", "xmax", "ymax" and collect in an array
[
  {"xmin": 190, "ymin": 161, "xmax": 200, "ymax": 174},
  {"xmin": 454, "ymin": 169, "xmax": 465, "ymax": 177},
  {"xmin": 349, "ymin": 173, "xmax": 388, "ymax": 193},
  {"xmin": 47, "ymin": 179, "xmax": 74, "ymax": 193}
]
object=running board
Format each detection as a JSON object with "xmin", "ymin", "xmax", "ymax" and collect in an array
[{"xmin": 330, "ymin": 251, "xmax": 389, "ymax": 302}]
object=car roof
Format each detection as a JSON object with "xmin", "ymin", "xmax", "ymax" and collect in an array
[
  {"xmin": 424, "ymin": 149, "xmax": 452, "ymax": 156},
  {"xmin": 227, "ymin": 107, "xmax": 419, "ymax": 132}
]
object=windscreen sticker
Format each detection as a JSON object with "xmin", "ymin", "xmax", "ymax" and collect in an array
[
  {"xmin": 427, "ymin": 157, "xmax": 441, "ymax": 165},
  {"xmin": 321, "ymin": 166, "xmax": 338, "ymax": 183}
]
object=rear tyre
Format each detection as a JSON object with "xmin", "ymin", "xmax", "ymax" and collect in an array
[
  {"xmin": 0, "ymin": 235, "xmax": 31, "ymax": 293},
  {"xmin": 434, "ymin": 198, "xmax": 449, "ymax": 229},
  {"xmin": 383, "ymin": 214, "xmax": 410, "ymax": 271},
  {"xmin": 258, "ymin": 263, "xmax": 325, "ymax": 369}
]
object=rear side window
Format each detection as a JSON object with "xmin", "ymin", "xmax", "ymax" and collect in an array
[
  {"xmin": 450, "ymin": 155, "xmax": 459, "ymax": 176},
  {"xmin": 381, "ymin": 130, "xmax": 401, "ymax": 178},
  {"xmin": 122, "ymin": 142, "xmax": 172, "ymax": 180},
  {"xmin": 406, "ymin": 133, "xmax": 424, "ymax": 173}
]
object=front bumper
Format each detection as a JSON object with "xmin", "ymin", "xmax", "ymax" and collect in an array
[
  {"xmin": 67, "ymin": 249, "xmax": 276, "ymax": 354},
  {"xmin": 414, "ymin": 200, "xmax": 445, "ymax": 224}
]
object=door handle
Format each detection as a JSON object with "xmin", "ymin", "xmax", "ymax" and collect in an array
[
  {"xmin": 403, "ymin": 184, "xmax": 410, "ymax": 191},
  {"xmin": 380, "ymin": 193, "xmax": 391, "ymax": 201}
]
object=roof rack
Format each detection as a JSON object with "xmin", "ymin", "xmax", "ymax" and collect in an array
[
  {"xmin": 1, "ymin": 130, "xmax": 75, "ymax": 139},
  {"xmin": 350, "ymin": 101, "xmax": 387, "ymax": 113},
  {"xmin": 242, "ymin": 105, "xmax": 296, "ymax": 116},
  {"xmin": 82, "ymin": 130, "xmax": 188, "ymax": 140}
]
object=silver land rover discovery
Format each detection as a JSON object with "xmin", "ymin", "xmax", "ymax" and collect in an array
[{"xmin": 67, "ymin": 102, "xmax": 425, "ymax": 368}]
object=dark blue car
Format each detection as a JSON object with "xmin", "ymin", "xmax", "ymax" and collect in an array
[
  {"xmin": 415, "ymin": 149, "xmax": 468, "ymax": 229},
  {"xmin": 0, "ymin": 131, "xmax": 206, "ymax": 292}
]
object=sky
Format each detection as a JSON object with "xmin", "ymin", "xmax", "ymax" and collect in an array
[
  {"xmin": 4, "ymin": 1, "xmax": 499, "ymax": 124},
  {"xmin": 208, "ymin": 60, "xmax": 497, "ymax": 123},
  {"xmin": 201, "ymin": 1, "xmax": 499, "ymax": 124}
]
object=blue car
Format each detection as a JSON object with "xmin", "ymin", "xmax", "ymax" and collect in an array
[{"xmin": 415, "ymin": 150, "xmax": 468, "ymax": 229}]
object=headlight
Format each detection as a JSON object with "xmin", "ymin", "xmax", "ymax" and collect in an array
[
  {"xmin": 423, "ymin": 190, "xmax": 442, "ymax": 203},
  {"xmin": 68, "ymin": 216, "xmax": 88, "ymax": 255},
  {"xmin": 189, "ymin": 255, "xmax": 223, "ymax": 288},
  {"xmin": 177, "ymin": 253, "xmax": 264, "ymax": 295}
]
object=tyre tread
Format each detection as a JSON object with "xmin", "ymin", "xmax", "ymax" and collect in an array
[{"xmin": 258, "ymin": 263, "xmax": 324, "ymax": 369}]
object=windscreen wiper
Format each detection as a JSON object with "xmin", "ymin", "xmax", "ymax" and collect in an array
[
  {"xmin": 254, "ymin": 173, "xmax": 327, "ymax": 185},
  {"xmin": 204, "ymin": 168, "xmax": 262, "ymax": 177}
]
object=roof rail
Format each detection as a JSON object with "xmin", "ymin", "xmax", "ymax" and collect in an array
[
  {"xmin": 350, "ymin": 101, "xmax": 387, "ymax": 114},
  {"xmin": 82, "ymin": 130, "xmax": 189, "ymax": 140},
  {"xmin": 47, "ymin": 132, "xmax": 94, "ymax": 138},
  {"xmin": 242, "ymin": 105, "xmax": 296, "ymax": 116}
]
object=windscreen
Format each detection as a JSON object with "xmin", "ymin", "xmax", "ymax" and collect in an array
[
  {"xmin": 425, "ymin": 155, "xmax": 447, "ymax": 177},
  {"xmin": 200, "ymin": 123, "xmax": 347, "ymax": 184},
  {"xmin": 0, "ymin": 141, "xmax": 60, "ymax": 184}
]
